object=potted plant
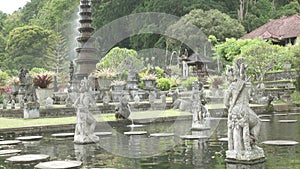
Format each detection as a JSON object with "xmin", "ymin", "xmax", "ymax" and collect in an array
[
  {"xmin": 32, "ymin": 72, "xmax": 54, "ymax": 104},
  {"xmin": 141, "ymin": 74, "xmax": 157, "ymax": 88},
  {"xmin": 92, "ymin": 68, "xmax": 117, "ymax": 90},
  {"xmin": 111, "ymin": 80, "xmax": 126, "ymax": 91}
]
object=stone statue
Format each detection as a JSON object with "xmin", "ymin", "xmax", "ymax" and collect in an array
[
  {"xmin": 74, "ymin": 77, "xmax": 99, "ymax": 144},
  {"xmin": 22, "ymin": 70, "xmax": 40, "ymax": 118},
  {"xmin": 115, "ymin": 93, "xmax": 131, "ymax": 119},
  {"xmin": 224, "ymin": 58, "xmax": 265, "ymax": 163},
  {"xmin": 191, "ymin": 81, "xmax": 210, "ymax": 129}
]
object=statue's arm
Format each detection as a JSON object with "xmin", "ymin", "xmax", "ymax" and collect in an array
[{"xmin": 224, "ymin": 84, "xmax": 233, "ymax": 108}]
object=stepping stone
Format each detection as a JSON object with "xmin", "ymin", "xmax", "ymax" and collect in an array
[
  {"xmin": 34, "ymin": 160, "xmax": 82, "ymax": 169},
  {"xmin": 288, "ymin": 113, "xmax": 300, "ymax": 116},
  {"xmin": 180, "ymin": 135, "xmax": 209, "ymax": 140},
  {"xmin": 51, "ymin": 133, "xmax": 74, "ymax": 138},
  {"xmin": 262, "ymin": 140, "xmax": 299, "ymax": 146},
  {"xmin": 16, "ymin": 136, "xmax": 43, "ymax": 141},
  {"xmin": 0, "ymin": 140, "xmax": 21, "ymax": 145},
  {"xmin": 278, "ymin": 120, "xmax": 298, "ymax": 123},
  {"xmin": 0, "ymin": 149, "xmax": 22, "ymax": 156},
  {"xmin": 258, "ymin": 114, "xmax": 272, "ymax": 118},
  {"xmin": 260, "ymin": 119, "xmax": 271, "ymax": 122},
  {"xmin": 150, "ymin": 133, "xmax": 174, "ymax": 137},
  {"xmin": 218, "ymin": 138, "xmax": 228, "ymax": 142},
  {"xmin": 274, "ymin": 113, "xmax": 288, "ymax": 116},
  {"xmin": 94, "ymin": 132, "xmax": 112, "ymax": 136},
  {"xmin": 6, "ymin": 154, "xmax": 50, "ymax": 164},
  {"xmin": 127, "ymin": 124, "xmax": 144, "ymax": 128},
  {"xmin": 205, "ymin": 117, "xmax": 227, "ymax": 120},
  {"xmin": 191, "ymin": 126, "xmax": 210, "ymax": 131},
  {"xmin": 90, "ymin": 168, "xmax": 116, "ymax": 169},
  {"xmin": 124, "ymin": 131, "xmax": 147, "ymax": 135}
]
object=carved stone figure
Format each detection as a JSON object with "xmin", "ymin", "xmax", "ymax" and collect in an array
[
  {"xmin": 115, "ymin": 93, "xmax": 131, "ymax": 119},
  {"xmin": 224, "ymin": 58, "xmax": 265, "ymax": 163},
  {"xmin": 191, "ymin": 81, "xmax": 210, "ymax": 129},
  {"xmin": 74, "ymin": 77, "xmax": 99, "ymax": 144}
]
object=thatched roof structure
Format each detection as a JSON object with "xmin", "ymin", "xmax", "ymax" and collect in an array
[{"xmin": 241, "ymin": 14, "xmax": 300, "ymax": 43}]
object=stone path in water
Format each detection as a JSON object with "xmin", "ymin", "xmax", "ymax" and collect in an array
[
  {"xmin": 34, "ymin": 160, "xmax": 82, "ymax": 169},
  {"xmin": 0, "ymin": 140, "xmax": 21, "ymax": 145},
  {"xmin": 124, "ymin": 131, "xmax": 147, "ymax": 135},
  {"xmin": 262, "ymin": 140, "xmax": 299, "ymax": 146},
  {"xmin": 150, "ymin": 133, "xmax": 174, "ymax": 137},
  {"xmin": 16, "ymin": 136, "xmax": 43, "ymax": 141},
  {"xmin": 51, "ymin": 133, "xmax": 75, "ymax": 138},
  {"xmin": 5, "ymin": 154, "xmax": 50, "ymax": 164}
]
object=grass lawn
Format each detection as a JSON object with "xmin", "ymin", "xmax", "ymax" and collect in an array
[{"xmin": 0, "ymin": 109, "xmax": 191, "ymax": 129}]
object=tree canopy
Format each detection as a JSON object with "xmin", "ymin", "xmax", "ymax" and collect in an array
[{"xmin": 4, "ymin": 25, "xmax": 56, "ymax": 70}]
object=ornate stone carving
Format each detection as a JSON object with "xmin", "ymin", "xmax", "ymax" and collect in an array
[
  {"xmin": 224, "ymin": 58, "xmax": 265, "ymax": 163},
  {"xmin": 191, "ymin": 81, "xmax": 210, "ymax": 129},
  {"xmin": 74, "ymin": 77, "xmax": 99, "ymax": 144}
]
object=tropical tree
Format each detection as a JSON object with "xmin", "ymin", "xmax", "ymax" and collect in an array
[
  {"xmin": 182, "ymin": 9, "xmax": 246, "ymax": 42},
  {"xmin": 239, "ymin": 39, "xmax": 294, "ymax": 82},
  {"xmin": 96, "ymin": 47, "xmax": 144, "ymax": 75},
  {"xmin": 4, "ymin": 25, "xmax": 56, "ymax": 70},
  {"xmin": 289, "ymin": 38, "xmax": 300, "ymax": 91}
]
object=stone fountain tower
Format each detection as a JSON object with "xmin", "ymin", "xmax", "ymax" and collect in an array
[{"xmin": 74, "ymin": 0, "xmax": 98, "ymax": 86}]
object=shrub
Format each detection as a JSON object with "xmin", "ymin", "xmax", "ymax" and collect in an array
[
  {"xmin": 208, "ymin": 76, "xmax": 224, "ymax": 88},
  {"xmin": 169, "ymin": 75, "xmax": 181, "ymax": 88},
  {"xmin": 181, "ymin": 77, "xmax": 198, "ymax": 89},
  {"xmin": 157, "ymin": 78, "xmax": 171, "ymax": 91},
  {"xmin": 33, "ymin": 74, "xmax": 53, "ymax": 88},
  {"xmin": 291, "ymin": 91, "xmax": 300, "ymax": 105}
]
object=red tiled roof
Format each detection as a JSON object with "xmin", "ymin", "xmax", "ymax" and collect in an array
[{"xmin": 241, "ymin": 14, "xmax": 300, "ymax": 40}]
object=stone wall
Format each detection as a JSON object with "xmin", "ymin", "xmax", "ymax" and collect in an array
[
  {"xmin": 265, "ymin": 70, "xmax": 297, "ymax": 81},
  {"xmin": 0, "ymin": 102, "xmax": 172, "ymax": 118}
]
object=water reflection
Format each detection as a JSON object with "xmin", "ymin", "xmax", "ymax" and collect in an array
[
  {"xmin": 0, "ymin": 113, "xmax": 299, "ymax": 168},
  {"xmin": 226, "ymin": 162, "xmax": 265, "ymax": 169}
]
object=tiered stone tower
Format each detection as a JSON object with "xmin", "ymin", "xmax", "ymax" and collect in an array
[{"xmin": 74, "ymin": 0, "xmax": 98, "ymax": 84}]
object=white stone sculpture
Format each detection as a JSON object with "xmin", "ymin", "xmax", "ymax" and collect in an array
[
  {"xmin": 224, "ymin": 58, "xmax": 265, "ymax": 163},
  {"xmin": 74, "ymin": 77, "xmax": 99, "ymax": 144}
]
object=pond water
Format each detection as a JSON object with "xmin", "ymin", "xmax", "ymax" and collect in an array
[{"xmin": 0, "ymin": 111, "xmax": 300, "ymax": 169}]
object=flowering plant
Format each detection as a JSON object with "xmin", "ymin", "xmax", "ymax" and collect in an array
[
  {"xmin": 92, "ymin": 68, "xmax": 117, "ymax": 79},
  {"xmin": 0, "ymin": 86, "xmax": 12, "ymax": 95},
  {"xmin": 141, "ymin": 74, "xmax": 157, "ymax": 81},
  {"xmin": 6, "ymin": 76, "xmax": 20, "ymax": 86},
  {"xmin": 33, "ymin": 72, "xmax": 54, "ymax": 88}
]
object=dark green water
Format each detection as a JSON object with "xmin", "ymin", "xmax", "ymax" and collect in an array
[{"xmin": 0, "ymin": 112, "xmax": 300, "ymax": 169}]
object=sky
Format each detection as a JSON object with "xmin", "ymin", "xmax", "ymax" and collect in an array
[{"xmin": 0, "ymin": 0, "xmax": 30, "ymax": 14}]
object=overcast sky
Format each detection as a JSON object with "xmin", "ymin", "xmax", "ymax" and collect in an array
[{"xmin": 0, "ymin": 0, "xmax": 30, "ymax": 14}]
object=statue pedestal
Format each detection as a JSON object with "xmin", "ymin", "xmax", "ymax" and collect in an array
[
  {"xmin": 226, "ymin": 148, "xmax": 266, "ymax": 164},
  {"xmin": 24, "ymin": 108, "xmax": 40, "ymax": 119},
  {"xmin": 24, "ymin": 103, "xmax": 40, "ymax": 119}
]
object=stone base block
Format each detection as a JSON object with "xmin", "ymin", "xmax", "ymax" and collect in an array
[
  {"xmin": 74, "ymin": 135, "xmax": 99, "ymax": 144},
  {"xmin": 24, "ymin": 108, "xmax": 40, "ymax": 119},
  {"xmin": 226, "ymin": 148, "xmax": 265, "ymax": 164}
]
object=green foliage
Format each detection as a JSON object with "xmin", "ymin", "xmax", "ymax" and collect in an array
[
  {"xmin": 5, "ymin": 25, "xmax": 56, "ymax": 70},
  {"xmin": 181, "ymin": 77, "xmax": 198, "ymax": 89},
  {"xmin": 97, "ymin": 47, "xmax": 144, "ymax": 75},
  {"xmin": 157, "ymin": 78, "xmax": 171, "ymax": 91},
  {"xmin": 289, "ymin": 38, "xmax": 300, "ymax": 91},
  {"xmin": 213, "ymin": 38, "xmax": 254, "ymax": 64},
  {"xmin": 0, "ymin": 94, "xmax": 3, "ymax": 104},
  {"xmin": 240, "ymin": 39, "xmax": 294, "ymax": 81},
  {"xmin": 0, "ymin": 71, "xmax": 9, "ymax": 86},
  {"xmin": 182, "ymin": 9, "xmax": 246, "ymax": 42},
  {"xmin": 30, "ymin": 67, "xmax": 47, "ymax": 74},
  {"xmin": 291, "ymin": 91, "xmax": 300, "ymax": 104}
]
